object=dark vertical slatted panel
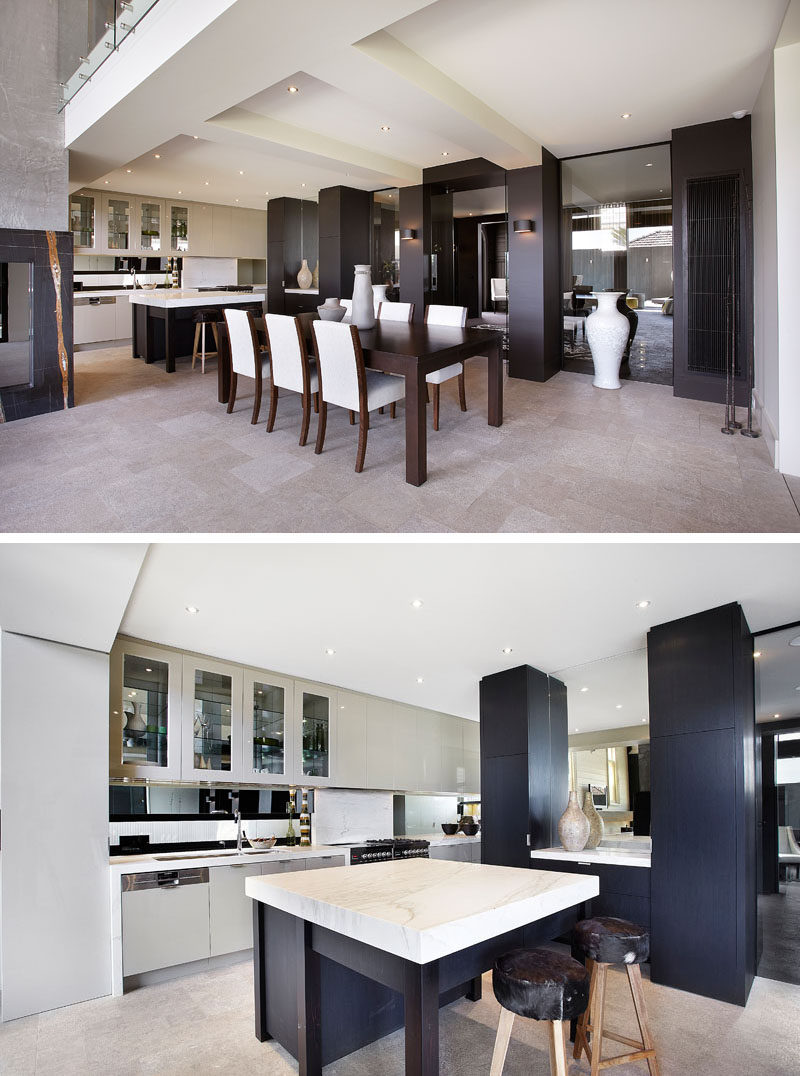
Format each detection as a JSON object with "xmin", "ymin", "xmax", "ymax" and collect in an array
[{"xmin": 686, "ymin": 174, "xmax": 740, "ymax": 376}]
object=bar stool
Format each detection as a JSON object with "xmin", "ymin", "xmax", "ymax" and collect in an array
[
  {"xmin": 572, "ymin": 917, "xmax": 660, "ymax": 1076},
  {"xmin": 491, "ymin": 947, "xmax": 589, "ymax": 1076},
  {"xmin": 192, "ymin": 309, "xmax": 220, "ymax": 373}
]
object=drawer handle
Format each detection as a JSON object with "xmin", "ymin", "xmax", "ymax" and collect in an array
[{"xmin": 158, "ymin": 879, "xmax": 180, "ymax": 887}]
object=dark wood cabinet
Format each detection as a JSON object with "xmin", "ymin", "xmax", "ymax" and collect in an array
[{"xmin": 530, "ymin": 857, "xmax": 651, "ymax": 931}]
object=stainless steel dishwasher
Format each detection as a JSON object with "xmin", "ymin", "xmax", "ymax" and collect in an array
[{"xmin": 121, "ymin": 868, "xmax": 210, "ymax": 977}]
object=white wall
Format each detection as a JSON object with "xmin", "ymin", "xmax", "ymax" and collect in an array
[{"xmin": 0, "ymin": 632, "xmax": 111, "ymax": 1021}]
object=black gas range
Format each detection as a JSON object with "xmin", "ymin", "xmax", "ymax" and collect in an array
[{"xmin": 348, "ymin": 838, "xmax": 429, "ymax": 866}]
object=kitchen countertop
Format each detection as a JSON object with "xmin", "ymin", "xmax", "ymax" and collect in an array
[
  {"xmin": 246, "ymin": 858, "xmax": 598, "ymax": 963},
  {"xmin": 109, "ymin": 844, "xmax": 346, "ymax": 875},
  {"xmin": 404, "ymin": 833, "xmax": 481, "ymax": 847},
  {"xmin": 128, "ymin": 289, "xmax": 264, "ymax": 308},
  {"xmin": 530, "ymin": 844, "xmax": 651, "ymax": 868}
]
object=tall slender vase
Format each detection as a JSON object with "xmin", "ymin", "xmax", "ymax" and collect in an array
[
  {"xmin": 558, "ymin": 791, "xmax": 590, "ymax": 852},
  {"xmin": 582, "ymin": 790, "xmax": 604, "ymax": 849},
  {"xmin": 586, "ymin": 291, "xmax": 629, "ymax": 389},
  {"xmin": 351, "ymin": 264, "xmax": 375, "ymax": 330},
  {"xmin": 297, "ymin": 259, "xmax": 313, "ymax": 290}
]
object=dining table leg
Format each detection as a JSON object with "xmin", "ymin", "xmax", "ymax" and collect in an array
[
  {"xmin": 405, "ymin": 367, "xmax": 427, "ymax": 486},
  {"xmin": 487, "ymin": 341, "xmax": 502, "ymax": 427}
]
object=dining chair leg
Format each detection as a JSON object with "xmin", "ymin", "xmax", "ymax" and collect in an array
[
  {"xmin": 458, "ymin": 368, "xmax": 467, "ymax": 412},
  {"xmin": 548, "ymin": 1020, "xmax": 568, "ymax": 1076},
  {"xmin": 226, "ymin": 372, "xmax": 238, "ymax": 414},
  {"xmin": 192, "ymin": 323, "xmax": 201, "ymax": 370},
  {"xmin": 390, "ymin": 402, "xmax": 396, "ymax": 419},
  {"xmin": 489, "ymin": 1008, "xmax": 514, "ymax": 1076},
  {"xmin": 313, "ymin": 392, "xmax": 319, "ymax": 414},
  {"xmin": 348, "ymin": 410, "xmax": 355, "ymax": 425},
  {"xmin": 314, "ymin": 401, "xmax": 327, "ymax": 455},
  {"xmin": 251, "ymin": 375, "xmax": 262, "ymax": 424},
  {"xmin": 355, "ymin": 409, "xmax": 369, "ymax": 473},
  {"xmin": 379, "ymin": 406, "xmax": 385, "ymax": 415},
  {"xmin": 299, "ymin": 392, "xmax": 311, "ymax": 447},
  {"xmin": 432, "ymin": 383, "xmax": 441, "ymax": 431},
  {"xmin": 266, "ymin": 382, "xmax": 279, "ymax": 433}
]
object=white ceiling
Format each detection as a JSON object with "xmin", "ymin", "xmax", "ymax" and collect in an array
[
  {"xmin": 562, "ymin": 145, "xmax": 672, "ymax": 208},
  {"xmin": 755, "ymin": 624, "xmax": 800, "ymax": 724},
  {"xmin": 64, "ymin": 0, "xmax": 789, "ymax": 209},
  {"xmin": 0, "ymin": 543, "xmax": 147, "ymax": 653},
  {"xmin": 113, "ymin": 541, "xmax": 800, "ymax": 729}
]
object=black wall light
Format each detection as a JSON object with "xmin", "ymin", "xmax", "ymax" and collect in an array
[
  {"xmin": 513, "ymin": 219, "xmax": 534, "ymax": 233},
  {"xmin": 400, "ymin": 228, "xmax": 417, "ymax": 240}
]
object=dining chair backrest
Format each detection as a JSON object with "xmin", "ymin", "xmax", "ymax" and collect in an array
[
  {"xmin": 425, "ymin": 304, "xmax": 467, "ymax": 328},
  {"xmin": 490, "ymin": 278, "xmax": 507, "ymax": 302},
  {"xmin": 224, "ymin": 307, "xmax": 260, "ymax": 377},
  {"xmin": 312, "ymin": 321, "xmax": 364, "ymax": 411},
  {"xmin": 779, "ymin": 825, "xmax": 800, "ymax": 856},
  {"xmin": 264, "ymin": 313, "xmax": 307, "ymax": 393},
  {"xmin": 378, "ymin": 301, "xmax": 414, "ymax": 322},
  {"xmin": 341, "ymin": 299, "xmax": 353, "ymax": 316}
]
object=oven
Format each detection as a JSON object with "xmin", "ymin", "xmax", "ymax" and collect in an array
[{"xmin": 348, "ymin": 839, "xmax": 430, "ymax": 866}]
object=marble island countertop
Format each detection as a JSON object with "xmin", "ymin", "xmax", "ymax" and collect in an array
[
  {"xmin": 128, "ymin": 289, "xmax": 264, "ymax": 308},
  {"xmin": 246, "ymin": 858, "xmax": 598, "ymax": 963},
  {"xmin": 109, "ymin": 844, "xmax": 346, "ymax": 875},
  {"xmin": 531, "ymin": 841, "xmax": 651, "ymax": 869}
]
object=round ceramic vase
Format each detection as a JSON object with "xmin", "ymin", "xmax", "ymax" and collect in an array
[
  {"xmin": 317, "ymin": 297, "xmax": 346, "ymax": 322},
  {"xmin": 558, "ymin": 791, "xmax": 590, "ymax": 852},
  {"xmin": 372, "ymin": 283, "xmax": 389, "ymax": 306},
  {"xmin": 297, "ymin": 259, "xmax": 313, "ymax": 290},
  {"xmin": 586, "ymin": 291, "xmax": 629, "ymax": 389},
  {"xmin": 582, "ymin": 790, "xmax": 605, "ymax": 849},
  {"xmin": 351, "ymin": 264, "xmax": 376, "ymax": 330}
]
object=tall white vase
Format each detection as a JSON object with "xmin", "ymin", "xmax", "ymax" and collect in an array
[
  {"xmin": 351, "ymin": 264, "xmax": 375, "ymax": 330},
  {"xmin": 586, "ymin": 291, "xmax": 629, "ymax": 390}
]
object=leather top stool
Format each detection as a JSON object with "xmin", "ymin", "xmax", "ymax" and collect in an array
[
  {"xmin": 491, "ymin": 947, "xmax": 589, "ymax": 1076},
  {"xmin": 572, "ymin": 917, "xmax": 660, "ymax": 1076},
  {"xmin": 192, "ymin": 308, "xmax": 221, "ymax": 374}
]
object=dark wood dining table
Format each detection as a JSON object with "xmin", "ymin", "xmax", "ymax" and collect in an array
[{"xmin": 217, "ymin": 319, "xmax": 505, "ymax": 486}]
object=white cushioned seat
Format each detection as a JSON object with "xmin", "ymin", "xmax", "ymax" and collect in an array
[
  {"xmin": 364, "ymin": 368, "xmax": 406, "ymax": 410},
  {"xmin": 423, "ymin": 305, "xmax": 469, "ymax": 430},
  {"xmin": 426, "ymin": 362, "xmax": 462, "ymax": 385}
]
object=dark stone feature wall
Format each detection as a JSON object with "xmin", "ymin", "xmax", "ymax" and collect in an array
[{"xmin": 0, "ymin": 229, "xmax": 74, "ymax": 422}]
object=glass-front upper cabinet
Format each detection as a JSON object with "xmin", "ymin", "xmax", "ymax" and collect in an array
[
  {"xmin": 181, "ymin": 656, "xmax": 243, "ymax": 782},
  {"xmin": 109, "ymin": 639, "xmax": 183, "ymax": 780},
  {"xmin": 241, "ymin": 669, "xmax": 294, "ymax": 784},
  {"xmin": 105, "ymin": 195, "xmax": 131, "ymax": 252},
  {"xmin": 70, "ymin": 192, "xmax": 96, "ymax": 251},
  {"xmin": 293, "ymin": 681, "xmax": 335, "ymax": 786},
  {"xmin": 139, "ymin": 200, "xmax": 162, "ymax": 252},
  {"xmin": 168, "ymin": 203, "xmax": 189, "ymax": 252}
]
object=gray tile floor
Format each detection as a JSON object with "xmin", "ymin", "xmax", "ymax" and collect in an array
[
  {"xmin": 1, "ymin": 346, "xmax": 797, "ymax": 533},
  {"xmin": 1, "ymin": 956, "xmax": 797, "ymax": 1075}
]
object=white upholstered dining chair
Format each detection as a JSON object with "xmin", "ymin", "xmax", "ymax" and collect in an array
[
  {"xmin": 377, "ymin": 301, "xmax": 415, "ymax": 322},
  {"xmin": 224, "ymin": 307, "xmax": 270, "ymax": 424},
  {"xmin": 263, "ymin": 313, "xmax": 319, "ymax": 446},
  {"xmin": 424, "ymin": 304, "xmax": 468, "ymax": 431},
  {"xmin": 311, "ymin": 321, "xmax": 405, "ymax": 473}
]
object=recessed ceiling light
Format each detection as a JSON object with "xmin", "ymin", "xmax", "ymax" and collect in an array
[
  {"xmin": 126, "ymin": 169, "xmax": 132, "ymax": 173},
  {"xmin": 340, "ymin": 705, "xmax": 345, "ymax": 710},
  {"xmin": 177, "ymin": 190, "xmax": 182, "ymax": 194},
  {"xmin": 790, "ymin": 635, "xmax": 800, "ymax": 647},
  {"xmin": 621, "ymin": 113, "xmax": 632, "ymax": 119},
  {"xmin": 753, "ymin": 650, "xmax": 762, "ymax": 658},
  {"xmin": 301, "ymin": 182, "xmax": 306, "ymax": 188},
  {"xmin": 441, "ymin": 151, "xmax": 449, "ymax": 157},
  {"xmin": 324, "ymin": 648, "xmax": 335, "ymax": 656},
  {"xmin": 104, "ymin": 179, "xmax": 109, "ymax": 184},
  {"xmin": 416, "ymin": 677, "xmax": 424, "ymax": 684},
  {"xmin": 774, "ymin": 713, "xmax": 781, "ymax": 719},
  {"xmin": 235, "ymin": 198, "xmax": 239, "ymax": 203},
  {"xmin": 193, "ymin": 135, "xmax": 198, "ymax": 139},
  {"xmin": 204, "ymin": 181, "xmax": 209, "ymax": 186},
  {"xmin": 265, "ymin": 191, "xmax": 269, "ymax": 196},
  {"xmin": 287, "ymin": 85, "xmax": 299, "ymax": 93},
  {"xmin": 411, "ymin": 599, "xmax": 423, "ymax": 609},
  {"xmin": 580, "ymin": 687, "xmax": 589, "ymax": 693},
  {"xmin": 502, "ymin": 647, "xmax": 513, "ymax": 654},
  {"xmin": 645, "ymin": 162, "xmax": 653, "ymax": 167},
  {"xmin": 185, "ymin": 605, "xmax": 199, "ymax": 614},
  {"xmin": 154, "ymin": 154, "xmax": 161, "ymax": 159},
  {"xmin": 635, "ymin": 600, "xmax": 651, "ymax": 609},
  {"xmin": 112, "ymin": 710, "xmax": 119, "ymax": 716},
  {"xmin": 616, "ymin": 704, "xmax": 622, "ymax": 710},
  {"xmin": 573, "ymin": 728, "xmax": 579, "ymax": 733},
  {"xmin": 239, "ymin": 170, "xmax": 244, "ymax": 175},
  {"xmin": 380, "ymin": 125, "xmax": 390, "ymax": 132},
  {"xmin": 641, "ymin": 718, "xmax": 647, "ymax": 723}
]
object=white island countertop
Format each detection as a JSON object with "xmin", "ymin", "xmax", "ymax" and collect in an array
[
  {"xmin": 128, "ymin": 289, "xmax": 263, "ymax": 309},
  {"xmin": 530, "ymin": 844, "xmax": 651, "ymax": 868},
  {"xmin": 246, "ymin": 857, "xmax": 598, "ymax": 964}
]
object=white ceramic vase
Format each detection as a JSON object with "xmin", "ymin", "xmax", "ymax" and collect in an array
[
  {"xmin": 372, "ymin": 283, "xmax": 388, "ymax": 306},
  {"xmin": 351, "ymin": 264, "xmax": 375, "ymax": 330},
  {"xmin": 317, "ymin": 297, "xmax": 346, "ymax": 322},
  {"xmin": 558, "ymin": 791, "xmax": 590, "ymax": 852},
  {"xmin": 297, "ymin": 259, "xmax": 312, "ymax": 290},
  {"xmin": 586, "ymin": 291, "xmax": 629, "ymax": 389},
  {"xmin": 582, "ymin": 790, "xmax": 605, "ymax": 849}
]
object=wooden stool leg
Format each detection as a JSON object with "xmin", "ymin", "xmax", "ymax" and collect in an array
[
  {"xmin": 489, "ymin": 1007, "xmax": 514, "ymax": 1076},
  {"xmin": 192, "ymin": 323, "xmax": 201, "ymax": 369},
  {"xmin": 548, "ymin": 1020, "xmax": 567, "ymax": 1076},
  {"xmin": 590, "ymin": 963, "xmax": 608, "ymax": 1076},
  {"xmin": 201, "ymin": 323, "xmax": 207, "ymax": 375},
  {"xmin": 628, "ymin": 965, "xmax": 660, "ymax": 1076},
  {"xmin": 574, "ymin": 957, "xmax": 595, "ymax": 1061}
]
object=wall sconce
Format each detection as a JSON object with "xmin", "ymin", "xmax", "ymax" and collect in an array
[
  {"xmin": 400, "ymin": 228, "xmax": 417, "ymax": 240},
  {"xmin": 513, "ymin": 219, "xmax": 534, "ymax": 234}
]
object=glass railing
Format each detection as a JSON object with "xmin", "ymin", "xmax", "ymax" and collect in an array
[{"xmin": 59, "ymin": 0, "xmax": 160, "ymax": 109}]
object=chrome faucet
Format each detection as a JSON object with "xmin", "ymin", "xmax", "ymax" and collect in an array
[{"xmin": 235, "ymin": 809, "xmax": 243, "ymax": 853}]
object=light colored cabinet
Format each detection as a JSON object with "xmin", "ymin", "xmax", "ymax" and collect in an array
[
  {"xmin": 307, "ymin": 854, "xmax": 346, "ymax": 869},
  {"xmin": 293, "ymin": 681, "xmax": 335, "ymax": 786},
  {"xmin": 212, "ymin": 206, "xmax": 233, "ymax": 256},
  {"xmin": 109, "ymin": 639, "xmax": 183, "ymax": 781},
  {"xmin": 336, "ymin": 691, "xmax": 367, "ymax": 789},
  {"xmin": 122, "ymin": 877, "xmax": 210, "ymax": 976},
  {"xmin": 138, "ymin": 198, "xmax": 164, "ymax": 254},
  {"xmin": 73, "ymin": 297, "xmax": 117, "ymax": 344},
  {"xmin": 209, "ymin": 863, "xmax": 261, "ymax": 956},
  {"xmin": 115, "ymin": 295, "xmax": 132, "ymax": 339},
  {"xmin": 167, "ymin": 202, "xmax": 190, "ymax": 253},
  {"xmin": 190, "ymin": 203, "xmax": 213, "ymax": 255},
  {"xmin": 440, "ymin": 714, "xmax": 464, "ymax": 794},
  {"xmin": 181, "ymin": 655, "xmax": 244, "ymax": 783},
  {"xmin": 241, "ymin": 669, "xmax": 294, "ymax": 786},
  {"xmin": 104, "ymin": 193, "xmax": 133, "ymax": 253},
  {"xmin": 70, "ymin": 191, "xmax": 97, "ymax": 252},
  {"xmin": 429, "ymin": 842, "xmax": 480, "ymax": 863},
  {"xmin": 416, "ymin": 708, "xmax": 442, "ymax": 792},
  {"xmin": 463, "ymin": 719, "xmax": 480, "ymax": 795},
  {"xmin": 365, "ymin": 697, "xmax": 395, "ymax": 789}
]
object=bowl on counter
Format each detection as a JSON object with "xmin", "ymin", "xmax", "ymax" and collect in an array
[
  {"xmin": 459, "ymin": 821, "xmax": 480, "ymax": 836},
  {"xmin": 140, "ymin": 283, "xmax": 158, "ymax": 290},
  {"xmin": 441, "ymin": 823, "xmax": 459, "ymax": 835},
  {"xmin": 247, "ymin": 836, "xmax": 277, "ymax": 851}
]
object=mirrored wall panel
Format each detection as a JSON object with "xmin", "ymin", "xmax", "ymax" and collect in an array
[{"xmin": 0, "ymin": 262, "xmax": 33, "ymax": 389}]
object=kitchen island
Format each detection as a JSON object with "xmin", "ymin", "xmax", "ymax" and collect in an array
[
  {"xmin": 246, "ymin": 857, "xmax": 597, "ymax": 1075},
  {"xmin": 129, "ymin": 289, "xmax": 264, "ymax": 372}
]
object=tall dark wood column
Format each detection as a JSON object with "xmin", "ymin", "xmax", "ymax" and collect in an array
[
  {"xmin": 506, "ymin": 149, "xmax": 561, "ymax": 382},
  {"xmin": 318, "ymin": 186, "xmax": 371, "ymax": 302},
  {"xmin": 479, "ymin": 665, "xmax": 568, "ymax": 868},
  {"xmin": 647, "ymin": 602, "xmax": 756, "ymax": 1005},
  {"xmin": 267, "ymin": 198, "xmax": 318, "ymax": 314},
  {"xmin": 399, "ymin": 184, "xmax": 427, "ymax": 322}
]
